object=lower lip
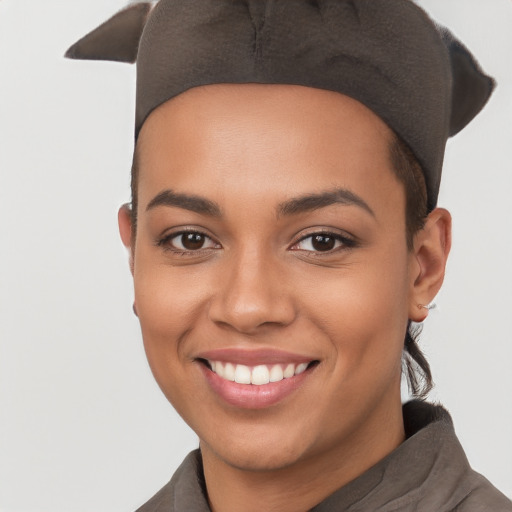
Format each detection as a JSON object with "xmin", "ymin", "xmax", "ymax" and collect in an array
[{"xmin": 200, "ymin": 364, "xmax": 314, "ymax": 409}]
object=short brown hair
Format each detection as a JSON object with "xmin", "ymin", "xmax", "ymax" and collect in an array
[{"xmin": 389, "ymin": 134, "xmax": 432, "ymax": 399}]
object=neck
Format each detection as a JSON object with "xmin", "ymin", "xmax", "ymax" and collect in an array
[{"xmin": 201, "ymin": 399, "xmax": 405, "ymax": 512}]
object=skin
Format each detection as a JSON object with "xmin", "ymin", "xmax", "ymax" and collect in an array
[{"xmin": 119, "ymin": 84, "xmax": 451, "ymax": 512}]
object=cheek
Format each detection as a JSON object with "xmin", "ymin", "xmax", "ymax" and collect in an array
[
  {"xmin": 132, "ymin": 250, "xmax": 212, "ymax": 380},
  {"xmin": 136, "ymin": 268, "xmax": 207, "ymax": 328},
  {"xmin": 304, "ymin": 247, "xmax": 410, "ymax": 382},
  {"xmin": 133, "ymin": 263, "xmax": 217, "ymax": 421},
  {"xmin": 133, "ymin": 227, "xmax": 218, "ymax": 324}
]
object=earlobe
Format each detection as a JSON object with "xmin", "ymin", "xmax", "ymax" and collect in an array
[
  {"xmin": 409, "ymin": 208, "xmax": 452, "ymax": 322},
  {"xmin": 118, "ymin": 203, "xmax": 135, "ymax": 274}
]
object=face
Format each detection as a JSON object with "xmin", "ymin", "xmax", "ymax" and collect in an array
[{"xmin": 124, "ymin": 84, "xmax": 423, "ymax": 474}]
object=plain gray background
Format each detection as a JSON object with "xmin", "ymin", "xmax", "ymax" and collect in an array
[{"xmin": 0, "ymin": 1, "xmax": 511, "ymax": 510}]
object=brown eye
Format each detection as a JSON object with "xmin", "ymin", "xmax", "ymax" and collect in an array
[
  {"xmin": 162, "ymin": 231, "xmax": 219, "ymax": 252},
  {"xmin": 181, "ymin": 233, "xmax": 206, "ymax": 250},
  {"xmin": 311, "ymin": 235, "xmax": 336, "ymax": 251},
  {"xmin": 292, "ymin": 232, "xmax": 354, "ymax": 253}
]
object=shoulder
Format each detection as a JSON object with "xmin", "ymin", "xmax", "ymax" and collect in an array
[
  {"xmin": 391, "ymin": 402, "xmax": 511, "ymax": 512},
  {"xmin": 450, "ymin": 470, "xmax": 512, "ymax": 512},
  {"xmin": 134, "ymin": 450, "xmax": 209, "ymax": 512},
  {"xmin": 135, "ymin": 478, "xmax": 175, "ymax": 512}
]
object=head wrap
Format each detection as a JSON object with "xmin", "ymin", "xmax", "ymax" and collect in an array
[{"xmin": 66, "ymin": 0, "xmax": 495, "ymax": 210}]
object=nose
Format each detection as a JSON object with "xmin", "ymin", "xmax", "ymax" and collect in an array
[{"xmin": 207, "ymin": 249, "xmax": 296, "ymax": 334}]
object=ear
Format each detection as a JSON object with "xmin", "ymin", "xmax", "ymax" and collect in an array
[
  {"xmin": 118, "ymin": 204, "xmax": 135, "ymax": 275},
  {"xmin": 65, "ymin": 2, "xmax": 155, "ymax": 63},
  {"xmin": 408, "ymin": 208, "xmax": 452, "ymax": 322}
]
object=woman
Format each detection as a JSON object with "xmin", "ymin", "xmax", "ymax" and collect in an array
[{"xmin": 65, "ymin": 1, "xmax": 511, "ymax": 510}]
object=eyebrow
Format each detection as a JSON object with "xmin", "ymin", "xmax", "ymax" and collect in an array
[
  {"xmin": 145, "ymin": 187, "xmax": 374, "ymax": 219},
  {"xmin": 278, "ymin": 188, "xmax": 375, "ymax": 218},
  {"xmin": 146, "ymin": 189, "xmax": 222, "ymax": 217}
]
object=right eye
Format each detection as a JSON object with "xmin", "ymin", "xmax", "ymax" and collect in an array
[{"xmin": 159, "ymin": 231, "xmax": 220, "ymax": 252}]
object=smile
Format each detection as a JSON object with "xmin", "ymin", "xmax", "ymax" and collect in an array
[
  {"xmin": 196, "ymin": 349, "xmax": 319, "ymax": 408},
  {"xmin": 207, "ymin": 360, "xmax": 310, "ymax": 386}
]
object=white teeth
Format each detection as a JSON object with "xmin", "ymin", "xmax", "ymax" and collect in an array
[
  {"xmin": 269, "ymin": 364, "xmax": 284, "ymax": 382},
  {"xmin": 224, "ymin": 362, "xmax": 236, "ymax": 382},
  {"xmin": 234, "ymin": 364, "xmax": 252, "ymax": 384},
  {"xmin": 208, "ymin": 360, "xmax": 312, "ymax": 385},
  {"xmin": 215, "ymin": 362, "xmax": 225, "ymax": 378},
  {"xmin": 295, "ymin": 363, "xmax": 308, "ymax": 375},
  {"xmin": 283, "ymin": 364, "xmax": 295, "ymax": 378},
  {"xmin": 251, "ymin": 365, "xmax": 270, "ymax": 385}
]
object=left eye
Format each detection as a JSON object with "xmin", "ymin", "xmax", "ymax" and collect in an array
[
  {"xmin": 165, "ymin": 232, "xmax": 218, "ymax": 251},
  {"xmin": 293, "ymin": 233, "xmax": 346, "ymax": 252}
]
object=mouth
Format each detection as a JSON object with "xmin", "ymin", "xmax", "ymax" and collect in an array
[
  {"xmin": 195, "ymin": 352, "xmax": 319, "ymax": 409},
  {"xmin": 199, "ymin": 359, "xmax": 318, "ymax": 385}
]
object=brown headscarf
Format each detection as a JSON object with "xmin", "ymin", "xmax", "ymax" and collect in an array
[{"xmin": 66, "ymin": 0, "xmax": 495, "ymax": 210}]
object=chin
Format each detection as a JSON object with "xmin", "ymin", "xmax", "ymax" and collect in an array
[
  {"xmin": 198, "ymin": 417, "xmax": 325, "ymax": 474},
  {"xmin": 207, "ymin": 441, "xmax": 308, "ymax": 473}
]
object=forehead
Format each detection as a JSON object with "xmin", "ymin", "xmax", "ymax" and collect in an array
[
  {"xmin": 135, "ymin": 84, "xmax": 401, "ymax": 214},
  {"xmin": 138, "ymin": 83, "xmax": 393, "ymax": 154}
]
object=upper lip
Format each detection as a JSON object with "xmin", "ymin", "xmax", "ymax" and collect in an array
[{"xmin": 195, "ymin": 348, "xmax": 317, "ymax": 366}]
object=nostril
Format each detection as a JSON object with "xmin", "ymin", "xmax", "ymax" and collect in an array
[{"xmin": 208, "ymin": 299, "xmax": 296, "ymax": 334}]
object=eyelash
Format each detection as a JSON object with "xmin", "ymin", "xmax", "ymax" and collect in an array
[
  {"xmin": 157, "ymin": 228, "xmax": 357, "ymax": 255},
  {"xmin": 291, "ymin": 230, "xmax": 357, "ymax": 254},
  {"xmin": 157, "ymin": 229, "xmax": 220, "ymax": 254}
]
